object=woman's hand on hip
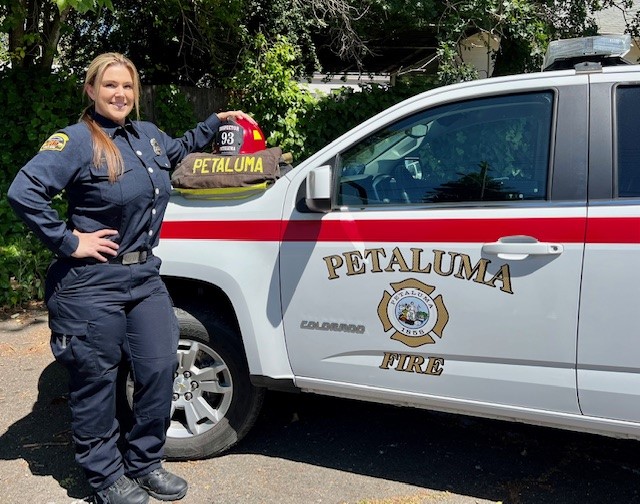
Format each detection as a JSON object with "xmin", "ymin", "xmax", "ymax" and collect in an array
[{"xmin": 71, "ymin": 229, "xmax": 119, "ymax": 262}]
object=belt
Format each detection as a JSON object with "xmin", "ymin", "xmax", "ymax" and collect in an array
[{"xmin": 110, "ymin": 250, "xmax": 150, "ymax": 265}]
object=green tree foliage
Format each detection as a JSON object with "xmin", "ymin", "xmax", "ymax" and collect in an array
[
  {"xmin": 61, "ymin": 0, "xmax": 246, "ymax": 85},
  {"xmin": 0, "ymin": 68, "xmax": 83, "ymax": 307},
  {"xmin": 3, "ymin": 0, "xmax": 632, "ymax": 82},
  {"xmin": 244, "ymin": 0, "xmax": 320, "ymax": 73},
  {"xmin": 319, "ymin": 0, "xmax": 438, "ymax": 64},
  {"xmin": 59, "ymin": 0, "xmax": 329, "ymax": 84},
  {"xmin": 59, "ymin": 0, "xmax": 389, "ymax": 83},
  {"xmin": 228, "ymin": 35, "xmax": 316, "ymax": 156},
  {"xmin": 0, "ymin": 0, "xmax": 113, "ymax": 71},
  {"xmin": 610, "ymin": 0, "xmax": 640, "ymax": 61},
  {"xmin": 0, "ymin": 68, "xmax": 82, "ymax": 184},
  {"xmin": 150, "ymin": 85, "xmax": 197, "ymax": 137},
  {"xmin": 301, "ymin": 76, "xmax": 439, "ymax": 159},
  {"xmin": 435, "ymin": 0, "xmax": 610, "ymax": 81}
]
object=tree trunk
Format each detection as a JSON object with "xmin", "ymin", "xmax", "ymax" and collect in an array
[
  {"xmin": 7, "ymin": 0, "xmax": 68, "ymax": 72},
  {"xmin": 22, "ymin": 0, "xmax": 39, "ymax": 67},
  {"xmin": 40, "ymin": 1, "xmax": 68, "ymax": 71},
  {"xmin": 8, "ymin": 0, "xmax": 27, "ymax": 68}
]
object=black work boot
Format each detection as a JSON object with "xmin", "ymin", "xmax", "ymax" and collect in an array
[
  {"xmin": 134, "ymin": 467, "xmax": 188, "ymax": 501},
  {"xmin": 94, "ymin": 475, "xmax": 149, "ymax": 504}
]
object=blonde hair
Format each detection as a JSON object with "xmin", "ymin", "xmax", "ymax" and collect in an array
[{"xmin": 80, "ymin": 53, "xmax": 141, "ymax": 182}]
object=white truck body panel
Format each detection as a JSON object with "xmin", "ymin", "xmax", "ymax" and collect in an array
[{"xmin": 157, "ymin": 65, "xmax": 640, "ymax": 441}]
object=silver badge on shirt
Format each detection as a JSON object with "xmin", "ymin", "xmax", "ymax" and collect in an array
[{"xmin": 150, "ymin": 138, "xmax": 162, "ymax": 156}]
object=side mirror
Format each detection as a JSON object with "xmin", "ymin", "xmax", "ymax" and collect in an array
[{"xmin": 305, "ymin": 165, "xmax": 332, "ymax": 213}]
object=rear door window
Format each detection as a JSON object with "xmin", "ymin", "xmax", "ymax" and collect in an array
[{"xmin": 616, "ymin": 86, "xmax": 640, "ymax": 198}]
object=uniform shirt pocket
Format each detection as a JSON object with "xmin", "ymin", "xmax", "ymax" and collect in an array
[{"xmin": 89, "ymin": 164, "xmax": 138, "ymax": 205}]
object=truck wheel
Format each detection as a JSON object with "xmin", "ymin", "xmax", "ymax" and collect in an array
[{"xmin": 124, "ymin": 305, "xmax": 265, "ymax": 459}]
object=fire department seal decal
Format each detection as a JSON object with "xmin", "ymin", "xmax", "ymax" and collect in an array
[{"xmin": 378, "ymin": 279, "xmax": 449, "ymax": 348}]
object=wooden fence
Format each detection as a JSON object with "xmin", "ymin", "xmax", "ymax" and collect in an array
[{"xmin": 140, "ymin": 85, "xmax": 230, "ymax": 123}]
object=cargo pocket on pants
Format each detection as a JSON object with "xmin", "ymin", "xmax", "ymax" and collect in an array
[
  {"xmin": 49, "ymin": 318, "xmax": 96, "ymax": 376},
  {"xmin": 50, "ymin": 317, "xmax": 116, "ymax": 436}
]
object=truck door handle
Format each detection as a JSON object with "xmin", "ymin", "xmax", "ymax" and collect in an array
[{"xmin": 482, "ymin": 235, "xmax": 563, "ymax": 260}]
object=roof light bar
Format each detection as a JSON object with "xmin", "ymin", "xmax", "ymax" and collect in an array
[{"xmin": 543, "ymin": 34, "xmax": 632, "ymax": 70}]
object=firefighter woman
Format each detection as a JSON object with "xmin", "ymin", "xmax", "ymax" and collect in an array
[{"xmin": 8, "ymin": 53, "xmax": 255, "ymax": 504}]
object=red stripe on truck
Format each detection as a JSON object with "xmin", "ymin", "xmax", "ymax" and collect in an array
[{"xmin": 161, "ymin": 217, "xmax": 602, "ymax": 243}]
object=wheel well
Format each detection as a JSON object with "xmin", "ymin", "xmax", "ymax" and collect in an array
[{"xmin": 163, "ymin": 276, "xmax": 241, "ymax": 340}]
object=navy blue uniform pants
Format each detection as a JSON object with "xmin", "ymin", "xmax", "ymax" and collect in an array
[{"xmin": 45, "ymin": 256, "xmax": 178, "ymax": 491}]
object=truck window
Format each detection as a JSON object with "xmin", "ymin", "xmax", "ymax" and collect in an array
[
  {"xmin": 337, "ymin": 91, "xmax": 554, "ymax": 206},
  {"xmin": 616, "ymin": 86, "xmax": 640, "ymax": 198}
]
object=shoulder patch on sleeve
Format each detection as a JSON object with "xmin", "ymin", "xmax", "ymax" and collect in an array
[{"xmin": 40, "ymin": 133, "xmax": 69, "ymax": 152}]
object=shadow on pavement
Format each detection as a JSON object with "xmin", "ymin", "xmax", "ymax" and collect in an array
[
  {"xmin": 235, "ymin": 390, "xmax": 640, "ymax": 504},
  {"xmin": 0, "ymin": 361, "xmax": 90, "ymax": 499},
  {"xmin": 5, "ymin": 361, "xmax": 640, "ymax": 504}
]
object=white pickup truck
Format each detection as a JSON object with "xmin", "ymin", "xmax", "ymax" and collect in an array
[{"xmin": 148, "ymin": 35, "xmax": 640, "ymax": 460}]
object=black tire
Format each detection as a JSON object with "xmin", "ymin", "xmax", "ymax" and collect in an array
[{"xmin": 123, "ymin": 304, "xmax": 265, "ymax": 460}]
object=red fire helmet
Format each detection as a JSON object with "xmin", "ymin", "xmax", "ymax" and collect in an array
[{"xmin": 214, "ymin": 117, "xmax": 267, "ymax": 155}]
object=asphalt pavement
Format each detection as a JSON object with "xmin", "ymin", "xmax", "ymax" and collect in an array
[{"xmin": 2, "ymin": 307, "xmax": 640, "ymax": 504}]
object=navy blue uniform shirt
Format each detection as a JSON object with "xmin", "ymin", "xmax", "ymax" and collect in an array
[{"xmin": 8, "ymin": 112, "xmax": 221, "ymax": 259}]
